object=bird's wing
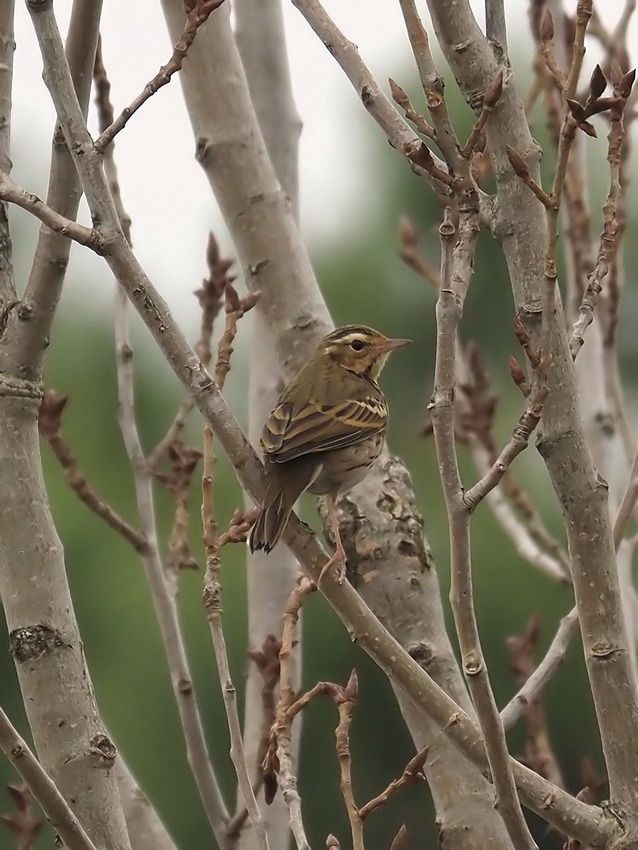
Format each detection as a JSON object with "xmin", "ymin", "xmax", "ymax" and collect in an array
[{"xmin": 261, "ymin": 396, "xmax": 387, "ymax": 463}]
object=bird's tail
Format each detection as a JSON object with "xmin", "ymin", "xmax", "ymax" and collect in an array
[{"xmin": 249, "ymin": 485, "xmax": 295, "ymax": 554}]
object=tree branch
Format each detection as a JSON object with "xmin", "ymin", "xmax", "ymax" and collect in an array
[
  {"xmin": 94, "ymin": 0, "xmax": 225, "ymax": 152},
  {"xmin": 21, "ymin": 2, "xmax": 616, "ymax": 844},
  {"xmin": 0, "ymin": 0, "xmax": 16, "ymax": 305},
  {"xmin": 234, "ymin": 2, "xmax": 304, "ymax": 844},
  {"xmin": 13, "ymin": 0, "xmax": 103, "ymax": 379},
  {"xmin": 0, "ymin": 171, "xmax": 104, "ymax": 250},
  {"xmin": 501, "ymin": 607, "xmax": 579, "ymax": 730},
  {"xmin": 202, "ymin": 429, "xmax": 270, "ymax": 850},
  {"xmin": 108, "ymin": 156, "xmax": 231, "ymax": 850},
  {"xmin": 0, "ymin": 708, "xmax": 99, "ymax": 850},
  {"xmin": 431, "ymin": 206, "xmax": 537, "ymax": 850},
  {"xmin": 425, "ymin": 0, "xmax": 638, "ymax": 811}
]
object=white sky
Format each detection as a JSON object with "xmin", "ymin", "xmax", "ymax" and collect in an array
[{"xmin": 9, "ymin": 1, "xmax": 635, "ymax": 332}]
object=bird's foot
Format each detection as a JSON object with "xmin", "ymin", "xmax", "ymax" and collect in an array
[{"xmin": 318, "ymin": 543, "xmax": 347, "ymax": 586}]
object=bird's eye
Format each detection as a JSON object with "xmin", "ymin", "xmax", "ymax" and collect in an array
[{"xmin": 350, "ymin": 339, "xmax": 365, "ymax": 351}]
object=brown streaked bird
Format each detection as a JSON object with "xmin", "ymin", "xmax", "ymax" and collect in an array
[{"xmin": 249, "ymin": 325, "xmax": 411, "ymax": 582}]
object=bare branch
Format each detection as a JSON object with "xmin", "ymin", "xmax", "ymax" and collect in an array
[
  {"xmin": 94, "ymin": 0, "xmax": 226, "ymax": 152},
  {"xmin": 614, "ymin": 447, "xmax": 638, "ymax": 548},
  {"xmin": 398, "ymin": 0, "xmax": 463, "ymax": 172},
  {"xmin": 505, "ymin": 615, "xmax": 565, "ymax": 787},
  {"xmin": 424, "ymin": 0, "xmax": 638, "ymax": 809},
  {"xmin": 202, "ymin": 428, "xmax": 270, "ymax": 850},
  {"xmin": 114, "ymin": 287, "xmax": 231, "ymax": 846},
  {"xmin": 291, "ymin": 0, "xmax": 451, "ymax": 197},
  {"xmin": 265, "ymin": 576, "xmax": 316, "ymax": 850},
  {"xmin": 430, "ymin": 207, "xmax": 538, "ymax": 850},
  {"xmin": 0, "ymin": 708, "xmax": 99, "ymax": 850},
  {"xmin": 0, "ymin": 0, "xmax": 16, "ymax": 304},
  {"xmin": 501, "ymin": 607, "xmax": 579, "ymax": 730},
  {"xmin": 485, "ymin": 0, "xmax": 508, "ymax": 52},
  {"xmin": 461, "ymin": 71, "xmax": 504, "ymax": 159},
  {"xmin": 358, "ymin": 748, "xmax": 427, "ymax": 820},
  {"xmin": 96, "ymin": 43, "xmax": 230, "ymax": 841},
  {"xmin": 13, "ymin": 0, "xmax": 103, "ymax": 378},
  {"xmin": 388, "ymin": 78, "xmax": 436, "ymax": 141},
  {"xmin": 22, "ymin": 4, "xmax": 615, "ymax": 842},
  {"xmin": 0, "ymin": 171, "xmax": 104, "ymax": 250},
  {"xmin": 334, "ymin": 671, "xmax": 362, "ymax": 850},
  {"xmin": 38, "ymin": 389, "xmax": 147, "ymax": 552},
  {"xmin": 570, "ymin": 69, "xmax": 635, "ymax": 357}
]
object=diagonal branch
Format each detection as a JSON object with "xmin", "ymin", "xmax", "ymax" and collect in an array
[
  {"xmin": 38, "ymin": 389, "xmax": 147, "ymax": 552},
  {"xmin": 501, "ymin": 607, "xmax": 579, "ymax": 731},
  {"xmin": 94, "ymin": 0, "xmax": 225, "ymax": 152},
  {"xmin": 0, "ymin": 708, "xmax": 98, "ymax": 850},
  {"xmin": 13, "ymin": 0, "xmax": 103, "ymax": 379},
  {"xmin": 291, "ymin": 0, "xmax": 451, "ymax": 198},
  {"xmin": 0, "ymin": 172, "xmax": 104, "ymax": 249},
  {"xmin": 95, "ymin": 42, "xmax": 231, "ymax": 845},
  {"xmin": 20, "ymin": 3, "xmax": 615, "ymax": 844}
]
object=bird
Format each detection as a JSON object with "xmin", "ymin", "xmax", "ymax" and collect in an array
[{"xmin": 248, "ymin": 324, "xmax": 411, "ymax": 582}]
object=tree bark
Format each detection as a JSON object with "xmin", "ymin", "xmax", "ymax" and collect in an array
[
  {"xmin": 0, "ymin": 397, "xmax": 131, "ymax": 850},
  {"xmin": 159, "ymin": 4, "xmax": 514, "ymax": 846},
  {"xmin": 425, "ymin": 0, "xmax": 638, "ymax": 807},
  {"xmin": 235, "ymin": 4, "xmax": 303, "ymax": 847}
]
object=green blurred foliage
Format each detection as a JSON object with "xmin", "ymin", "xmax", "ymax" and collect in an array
[{"xmin": 2, "ymin": 46, "xmax": 638, "ymax": 850}]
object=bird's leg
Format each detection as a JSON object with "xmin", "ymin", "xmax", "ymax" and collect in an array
[{"xmin": 318, "ymin": 493, "xmax": 347, "ymax": 585}]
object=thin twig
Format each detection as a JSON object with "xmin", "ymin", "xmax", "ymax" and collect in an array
[
  {"xmin": 388, "ymin": 78, "xmax": 436, "ymax": 141},
  {"xmin": 614, "ymin": 446, "xmax": 638, "ymax": 548},
  {"xmin": 358, "ymin": 748, "xmax": 427, "ymax": 820},
  {"xmin": 22, "ymin": 4, "xmax": 612, "ymax": 842},
  {"xmin": 334, "ymin": 671, "xmax": 362, "ymax": 850},
  {"xmin": 463, "ymin": 393, "xmax": 547, "ymax": 511},
  {"xmin": 38, "ymin": 390, "xmax": 147, "ymax": 552},
  {"xmin": 265, "ymin": 576, "xmax": 316, "ymax": 850},
  {"xmin": 430, "ymin": 207, "xmax": 538, "ymax": 850},
  {"xmin": 93, "ymin": 0, "xmax": 225, "ymax": 152},
  {"xmin": 0, "ymin": 708, "xmax": 99, "ymax": 850},
  {"xmin": 147, "ymin": 233, "xmax": 232, "ymax": 471},
  {"xmin": 0, "ymin": 170, "xmax": 104, "ymax": 249},
  {"xmin": 460, "ymin": 71, "xmax": 504, "ymax": 159},
  {"xmin": 202, "ymin": 429, "xmax": 270, "ymax": 850},
  {"xmin": 569, "ymin": 69, "xmax": 635, "ymax": 357},
  {"xmin": 500, "ymin": 606, "xmax": 579, "ymax": 730},
  {"xmin": 505, "ymin": 615, "xmax": 565, "ymax": 787},
  {"xmin": 98, "ymin": 44, "xmax": 231, "ymax": 841}
]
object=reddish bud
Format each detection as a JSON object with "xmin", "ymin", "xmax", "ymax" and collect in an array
[
  {"xmin": 506, "ymin": 145, "xmax": 529, "ymax": 178},
  {"xmin": 588, "ymin": 64, "xmax": 607, "ymax": 101}
]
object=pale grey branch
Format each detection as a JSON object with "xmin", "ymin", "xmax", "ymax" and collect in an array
[
  {"xmin": 0, "ymin": 707, "xmax": 99, "ymax": 850},
  {"xmin": 0, "ymin": 170, "xmax": 104, "ymax": 250},
  {"xmin": 23, "ymin": 1, "xmax": 616, "ymax": 844},
  {"xmin": 501, "ymin": 607, "xmax": 580, "ymax": 730}
]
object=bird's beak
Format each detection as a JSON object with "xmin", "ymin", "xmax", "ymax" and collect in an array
[{"xmin": 377, "ymin": 337, "xmax": 412, "ymax": 353}]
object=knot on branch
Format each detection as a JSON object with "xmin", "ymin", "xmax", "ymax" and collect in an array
[{"xmin": 0, "ymin": 376, "xmax": 44, "ymax": 400}]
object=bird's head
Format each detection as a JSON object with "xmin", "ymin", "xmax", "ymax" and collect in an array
[{"xmin": 318, "ymin": 325, "xmax": 411, "ymax": 380}]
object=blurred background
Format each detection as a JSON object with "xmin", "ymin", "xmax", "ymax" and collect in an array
[{"xmin": 3, "ymin": 1, "xmax": 638, "ymax": 848}]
